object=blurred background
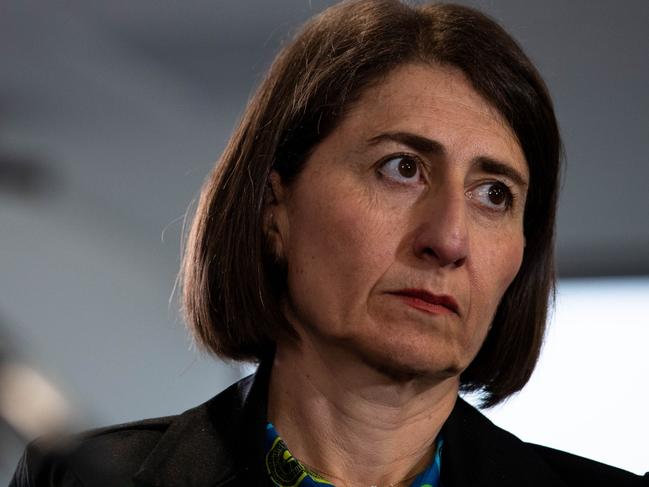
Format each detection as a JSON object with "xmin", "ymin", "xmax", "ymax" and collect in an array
[{"xmin": 1, "ymin": 0, "xmax": 647, "ymax": 481}]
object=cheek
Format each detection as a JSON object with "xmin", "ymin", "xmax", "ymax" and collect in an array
[
  {"xmin": 498, "ymin": 233, "xmax": 526, "ymax": 289},
  {"xmin": 462, "ymin": 230, "xmax": 525, "ymax": 359},
  {"xmin": 284, "ymin": 183, "xmax": 397, "ymax": 333},
  {"xmin": 472, "ymin": 229, "xmax": 525, "ymax": 313}
]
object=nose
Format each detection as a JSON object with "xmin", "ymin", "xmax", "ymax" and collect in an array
[{"xmin": 412, "ymin": 187, "xmax": 469, "ymax": 268}]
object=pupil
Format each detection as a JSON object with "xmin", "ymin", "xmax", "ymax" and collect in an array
[
  {"xmin": 398, "ymin": 159, "xmax": 417, "ymax": 178},
  {"xmin": 488, "ymin": 186, "xmax": 506, "ymax": 205}
]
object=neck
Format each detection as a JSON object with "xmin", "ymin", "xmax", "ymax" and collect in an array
[{"xmin": 267, "ymin": 336, "xmax": 458, "ymax": 487}]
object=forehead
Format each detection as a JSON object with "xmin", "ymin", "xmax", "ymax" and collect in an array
[{"xmin": 337, "ymin": 63, "xmax": 527, "ymax": 173}]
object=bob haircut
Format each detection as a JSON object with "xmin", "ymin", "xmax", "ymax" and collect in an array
[{"xmin": 182, "ymin": 0, "xmax": 561, "ymax": 407}]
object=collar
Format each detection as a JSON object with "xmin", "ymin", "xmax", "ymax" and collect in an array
[
  {"xmin": 132, "ymin": 361, "xmax": 567, "ymax": 487},
  {"xmin": 264, "ymin": 421, "xmax": 443, "ymax": 487}
]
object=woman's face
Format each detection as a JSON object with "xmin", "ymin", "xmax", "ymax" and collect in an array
[{"xmin": 269, "ymin": 63, "xmax": 528, "ymax": 380}]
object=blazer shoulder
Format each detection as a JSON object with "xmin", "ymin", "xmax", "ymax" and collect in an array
[
  {"xmin": 10, "ymin": 416, "xmax": 175, "ymax": 487},
  {"xmin": 529, "ymin": 443, "xmax": 649, "ymax": 486},
  {"xmin": 445, "ymin": 399, "xmax": 648, "ymax": 487},
  {"xmin": 10, "ymin": 375, "xmax": 257, "ymax": 487}
]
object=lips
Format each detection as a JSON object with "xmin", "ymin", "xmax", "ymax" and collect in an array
[{"xmin": 388, "ymin": 289, "xmax": 460, "ymax": 315}]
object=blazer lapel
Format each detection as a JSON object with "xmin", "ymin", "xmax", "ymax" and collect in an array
[
  {"xmin": 133, "ymin": 362, "xmax": 272, "ymax": 487},
  {"xmin": 441, "ymin": 398, "xmax": 569, "ymax": 487}
]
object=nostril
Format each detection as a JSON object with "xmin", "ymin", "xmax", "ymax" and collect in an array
[
  {"xmin": 453, "ymin": 256, "xmax": 467, "ymax": 268},
  {"xmin": 416, "ymin": 244, "xmax": 467, "ymax": 268},
  {"xmin": 422, "ymin": 246, "xmax": 435, "ymax": 256}
]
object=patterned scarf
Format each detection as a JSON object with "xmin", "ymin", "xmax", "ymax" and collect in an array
[{"xmin": 265, "ymin": 422, "xmax": 443, "ymax": 487}]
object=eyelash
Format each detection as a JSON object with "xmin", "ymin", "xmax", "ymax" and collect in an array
[
  {"xmin": 467, "ymin": 180, "xmax": 516, "ymax": 212},
  {"xmin": 376, "ymin": 153, "xmax": 425, "ymax": 184},
  {"xmin": 375, "ymin": 153, "xmax": 517, "ymax": 212}
]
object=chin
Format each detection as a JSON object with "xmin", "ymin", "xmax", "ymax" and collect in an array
[
  {"xmin": 343, "ymin": 331, "xmax": 468, "ymax": 384},
  {"xmin": 338, "ymin": 300, "xmax": 479, "ymax": 382}
]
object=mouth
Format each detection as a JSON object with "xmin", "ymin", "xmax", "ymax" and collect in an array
[{"xmin": 387, "ymin": 289, "xmax": 460, "ymax": 316}]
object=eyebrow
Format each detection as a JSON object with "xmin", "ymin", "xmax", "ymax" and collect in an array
[
  {"xmin": 475, "ymin": 157, "xmax": 528, "ymax": 188},
  {"xmin": 367, "ymin": 131, "xmax": 445, "ymax": 156},
  {"xmin": 367, "ymin": 131, "xmax": 528, "ymax": 188}
]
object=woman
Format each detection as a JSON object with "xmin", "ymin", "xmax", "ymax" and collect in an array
[{"xmin": 11, "ymin": 1, "xmax": 647, "ymax": 486}]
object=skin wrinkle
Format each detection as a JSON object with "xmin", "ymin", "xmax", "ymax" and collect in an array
[
  {"xmin": 270, "ymin": 336, "xmax": 451, "ymax": 472},
  {"xmin": 267, "ymin": 63, "xmax": 528, "ymax": 486}
]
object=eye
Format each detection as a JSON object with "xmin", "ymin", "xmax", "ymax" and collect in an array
[
  {"xmin": 467, "ymin": 181, "xmax": 515, "ymax": 212},
  {"xmin": 376, "ymin": 154, "xmax": 423, "ymax": 185}
]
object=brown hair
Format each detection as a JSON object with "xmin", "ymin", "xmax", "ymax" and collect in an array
[{"xmin": 182, "ymin": 0, "xmax": 561, "ymax": 407}]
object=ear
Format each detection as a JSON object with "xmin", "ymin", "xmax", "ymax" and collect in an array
[{"xmin": 263, "ymin": 170, "xmax": 290, "ymax": 259}]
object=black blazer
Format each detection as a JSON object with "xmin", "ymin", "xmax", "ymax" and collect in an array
[{"xmin": 11, "ymin": 361, "xmax": 648, "ymax": 486}]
